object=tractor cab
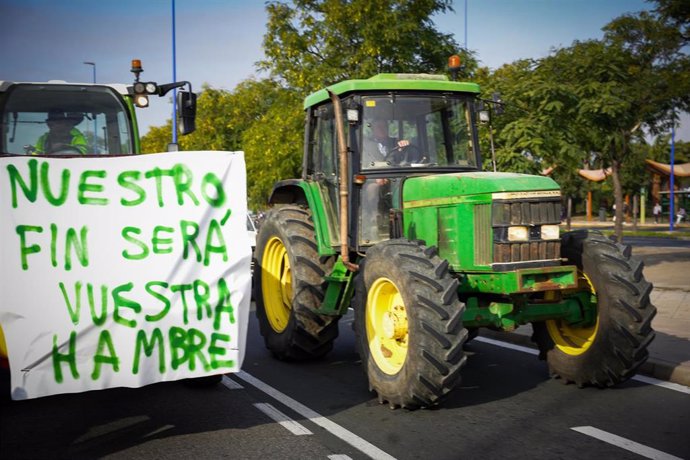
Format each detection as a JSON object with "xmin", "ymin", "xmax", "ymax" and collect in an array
[
  {"xmin": 0, "ymin": 60, "xmax": 196, "ymax": 157},
  {"xmin": 0, "ymin": 81, "xmax": 138, "ymax": 156},
  {"xmin": 302, "ymin": 74, "xmax": 482, "ymax": 248}
]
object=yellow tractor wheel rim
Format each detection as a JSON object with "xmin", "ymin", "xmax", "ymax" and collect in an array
[
  {"xmin": 0, "ymin": 325, "xmax": 7, "ymax": 359},
  {"xmin": 366, "ymin": 277, "xmax": 408, "ymax": 375},
  {"xmin": 546, "ymin": 271, "xmax": 599, "ymax": 356},
  {"xmin": 261, "ymin": 237, "xmax": 292, "ymax": 333}
]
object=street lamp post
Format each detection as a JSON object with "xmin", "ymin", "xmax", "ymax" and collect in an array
[
  {"xmin": 171, "ymin": 0, "xmax": 178, "ymax": 147},
  {"xmin": 670, "ymin": 114, "xmax": 676, "ymax": 231},
  {"xmin": 83, "ymin": 61, "xmax": 96, "ymax": 84},
  {"xmin": 83, "ymin": 61, "xmax": 97, "ymax": 153}
]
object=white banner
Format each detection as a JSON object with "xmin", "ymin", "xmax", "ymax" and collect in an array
[{"xmin": 0, "ymin": 151, "xmax": 251, "ymax": 400}]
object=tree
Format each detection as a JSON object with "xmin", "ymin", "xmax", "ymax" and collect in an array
[
  {"xmin": 141, "ymin": 121, "xmax": 173, "ymax": 154},
  {"xmin": 260, "ymin": 0, "xmax": 474, "ymax": 94},
  {"xmin": 600, "ymin": 3, "xmax": 689, "ymax": 238},
  {"xmin": 242, "ymin": 89, "xmax": 304, "ymax": 207},
  {"xmin": 142, "ymin": 80, "xmax": 283, "ymax": 154},
  {"xmin": 651, "ymin": 0, "xmax": 690, "ymax": 44},
  {"xmin": 478, "ymin": 0, "xmax": 690, "ymax": 241}
]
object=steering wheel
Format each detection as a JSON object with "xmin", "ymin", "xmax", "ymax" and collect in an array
[
  {"xmin": 385, "ymin": 144, "xmax": 424, "ymax": 165},
  {"xmin": 49, "ymin": 144, "xmax": 84, "ymax": 156}
]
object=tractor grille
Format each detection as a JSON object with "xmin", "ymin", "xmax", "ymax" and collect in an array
[
  {"xmin": 473, "ymin": 204, "xmax": 492, "ymax": 266},
  {"xmin": 492, "ymin": 200, "xmax": 561, "ymax": 226},
  {"xmin": 493, "ymin": 241, "xmax": 561, "ymax": 264},
  {"xmin": 491, "ymin": 197, "xmax": 562, "ymax": 268}
]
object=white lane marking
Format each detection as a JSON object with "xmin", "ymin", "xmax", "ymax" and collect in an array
[
  {"xmin": 474, "ymin": 336, "xmax": 538, "ymax": 355},
  {"xmin": 630, "ymin": 374, "xmax": 690, "ymax": 395},
  {"xmin": 236, "ymin": 371, "xmax": 397, "ymax": 460},
  {"xmin": 328, "ymin": 455, "xmax": 353, "ymax": 460},
  {"xmin": 142, "ymin": 424, "xmax": 175, "ymax": 438},
  {"xmin": 253, "ymin": 403, "xmax": 313, "ymax": 436},
  {"xmin": 572, "ymin": 426, "xmax": 683, "ymax": 460},
  {"xmin": 222, "ymin": 375, "xmax": 244, "ymax": 390},
  {"xmin": 474, "ymin": 336, "xmax": 690, "ymax": 394}
]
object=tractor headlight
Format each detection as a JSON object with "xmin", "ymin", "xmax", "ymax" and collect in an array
[
  {"xmin": 134, "ymin": 94, "xmax": 150, "ymax": 108},
  {"xmin": 346, "ymin": 108, "xmax": 359, "ymax": 122},
  {"xmin": 541, "ymin": 224, "xmax": 560, "ymax": 240},
  {"xmin": 507, "ymin": 226, "xmax": 529, "ymax": 241},
  {"xmin": 145, "ymin": 82, "xmax": 158, "ymax": 94}
]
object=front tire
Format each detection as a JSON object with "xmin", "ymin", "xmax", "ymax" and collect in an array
[
  {"xmin": 353, "ymin": 240, "xmax": 467, "ymax": 409},
  {"xmin": 254, "ymin": 205, "xmax": 339, "ymax": 360},
  {"xmin": 532, "ymin": 230, "xmax": 656, "ymax": 387}
]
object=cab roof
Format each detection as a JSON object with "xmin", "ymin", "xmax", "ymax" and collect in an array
[
  {"xmin": 0, "ymin": 80, "xmax": 131, "ymax": 96},
  {"xmin": 304, "ymin": 73, "xmax": 481, "ymax": 110}
]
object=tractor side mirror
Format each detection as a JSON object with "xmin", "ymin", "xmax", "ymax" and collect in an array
[
  {"xmin": 476, "ymin": 100, "xmax": 490, "ymax": 123},
  {"xmin": 177, "ymin": 91, "xmax": 197, "ymax": 135},
  {"xmin": 492, "ymin": 92, "xmax": 504, "ymax": 116}
]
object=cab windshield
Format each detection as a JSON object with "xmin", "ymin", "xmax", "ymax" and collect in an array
[
  {"xmin": 0, "ymin": 84, "xmax": 135, "ymax": 155},
  {"xmin": 359, "ymin": 94, "xmax": 479, "ymax": 170}
]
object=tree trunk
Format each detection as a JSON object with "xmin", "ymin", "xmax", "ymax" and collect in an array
[{"xmin": 611, "ymin": 158, "xmax": 624, "ymax": 242}]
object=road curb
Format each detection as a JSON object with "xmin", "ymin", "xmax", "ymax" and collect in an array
[
  {"xmin": 651, "ymin": 285, "xmax": 690, "ymax": 293},
  {"xmin": 477, "ymin": 329, "xmax": 690, "ymax": 388}
]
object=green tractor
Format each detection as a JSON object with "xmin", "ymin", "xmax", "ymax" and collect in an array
[{"xmin": 253, "ymin": 71, "xmax": 656, "ymax": 409}]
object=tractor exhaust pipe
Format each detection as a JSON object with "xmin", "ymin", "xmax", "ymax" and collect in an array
[{"xmin": 328, "ymin": 89, "xmax": 359, "ymax": 271}]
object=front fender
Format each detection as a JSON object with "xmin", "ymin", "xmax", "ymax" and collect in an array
[{"xmin": 269, "ymin": 179, "xmax": 336, "ymax": 256}]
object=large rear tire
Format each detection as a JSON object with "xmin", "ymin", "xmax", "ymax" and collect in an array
[
  {"xmin": 254, "ymin": 205, "xmax": 339, "ymax": 360},
  {"xmin": 353, "ymin": 240, "xmax": 467, "ymax": 409},
  {"xmin": 532, "ymin": 230, "xmax": 656, "ymax": 386}
]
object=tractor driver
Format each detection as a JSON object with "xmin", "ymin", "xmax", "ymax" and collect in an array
[
  {"xmin": 361, "ymin": 119, "xmax": 410, "ymax": 167},
  {"xmin": 359, "ymin": 119, "xmax": 411, "ymax": 242},
  {"xmin": 34, "ymin": 109, "xmax": 87, "ymax": 155}
]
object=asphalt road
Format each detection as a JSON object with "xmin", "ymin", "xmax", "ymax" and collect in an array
[{"xmin": 2, "ymin": 309, "xmax": 689, "ymax": 460}]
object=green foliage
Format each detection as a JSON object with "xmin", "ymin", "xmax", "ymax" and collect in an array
[
  {"xmin": 653, "ymin": 0, "xmax": 690, "ymax": 43},
  {"xmin": 475, "ymin": 0, "xmax": 690, "ymax": 239},
  {"xmin": 260, "ymin": 0, "xmax": 474, "ymax": 93},
  {"xmin": 242, "ymin": 89, "xmax": 304, "ymax": 207},
  {"xmin": 141, "ymin": 121, "xmax": 173, "ymax": 154}
]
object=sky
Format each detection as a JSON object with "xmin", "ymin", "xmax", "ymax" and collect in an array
[{"xmin": 1, "ymin": 0, "xmax": 688, "ymax": 141}]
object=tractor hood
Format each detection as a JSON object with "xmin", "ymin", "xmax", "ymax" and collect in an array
[{"xmin": 402, "ymin": 172, "xmax": 560, "ymax": 207}]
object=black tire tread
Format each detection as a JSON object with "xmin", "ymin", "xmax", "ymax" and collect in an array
[
  {"xmin": 254, "ymin": 205, "xmax": 339, "ymax": 361},
  {"xmin": 353, "ymin": 239, "xmax": 467, "ymax": 409},
  {"xmin": 532, "ymin": 230, "xmax": 656, "ymax": 387}
]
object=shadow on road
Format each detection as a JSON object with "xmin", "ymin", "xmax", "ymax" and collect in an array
[
  {"xmin": 2, "ymin": 311, "xmax": 679, "ymax": 458},
  {"xmin": 0, "ymin": 377, "xmax": 277, "ymax": 459}
]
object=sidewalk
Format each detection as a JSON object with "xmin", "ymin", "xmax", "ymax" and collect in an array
[{"xmin": 481, "ymin": 219, "xmax": 690, "ymax": 387}]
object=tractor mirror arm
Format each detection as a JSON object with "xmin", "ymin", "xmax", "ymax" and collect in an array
[{"xmin": 157, "ymin": 81, "xmax": 192, "ymax": 97}]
